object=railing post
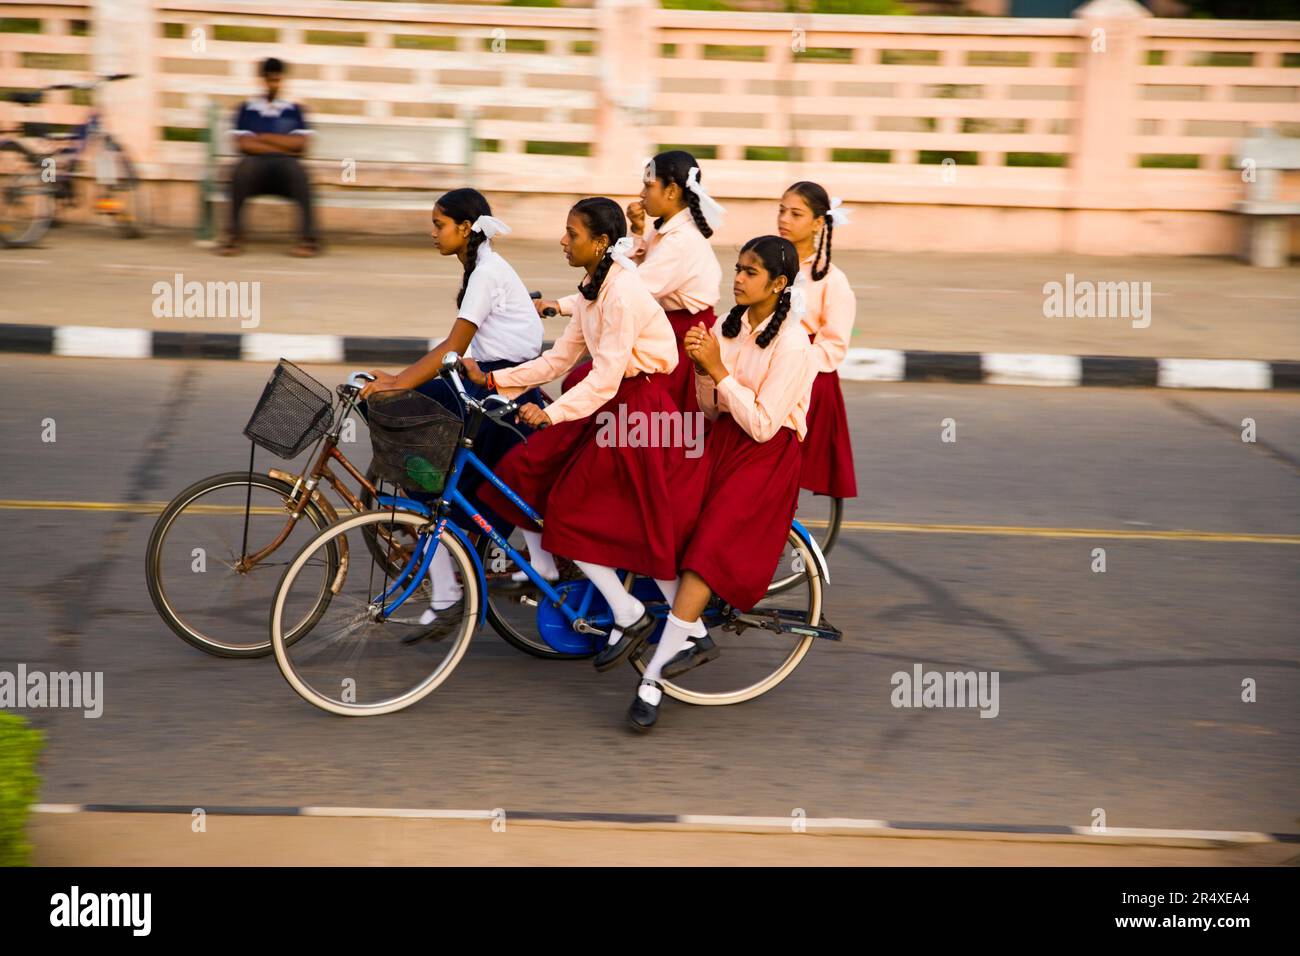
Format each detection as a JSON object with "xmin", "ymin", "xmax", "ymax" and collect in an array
[
  {"xmin": 91, "ymin": 0, "xmax": 157, "ymax": 169},
  {"xmin": 593, "ymin": 0, "xmax": 655, "ymax": 190},
  {"xmin": 1070, "ymin": 0, "xmax": 1151, "ymax": 207}
]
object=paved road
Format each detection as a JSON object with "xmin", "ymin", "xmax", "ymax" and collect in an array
[{"xmin": 1, "ymin": 355, "xmax": 1297, "ymax": 833}]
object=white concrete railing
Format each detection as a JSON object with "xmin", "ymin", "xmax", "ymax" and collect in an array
[{"xmin": 1, "ymin": 0, "xmax": 1297, "ymax": 249}]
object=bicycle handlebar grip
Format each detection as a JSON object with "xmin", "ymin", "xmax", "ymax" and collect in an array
[
  {"xmin": 529, "ymin": 290, "xmax": 558, "ymax": 318},
  {"xmin": 107, "ymin": 73, "xmax": 134, "ymax": 81},
  {"xmin": 347, "ymin": 371, "xmax": 377, "ymax": 389}
]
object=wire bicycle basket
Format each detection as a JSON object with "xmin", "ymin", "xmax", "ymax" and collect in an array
[
  {"xmin": 366, "ymin": 389, "xmax": 464, "ymax": 496},
  {"xmin": 243, "ymin": 359, "xmax": 334, "ymax": 459}
]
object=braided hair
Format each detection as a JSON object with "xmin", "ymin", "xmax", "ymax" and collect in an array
[
  {"xmin": 647, "ymin": 150, "xmax": 713, "ymax": 238},
  {"xmin": 721, "ymin": 235, "xmax": 799, "ymax": 349},
  {"xmin": 436, "ymin": 187, "xmax": 493, "ymax": 309},
  {"xmin": 785, "ymin": 181, "xmax": 834, "ymax": 282},
  {"xmin": 570, "ymin": 197, "xmax": 627, "ymax": 302}
]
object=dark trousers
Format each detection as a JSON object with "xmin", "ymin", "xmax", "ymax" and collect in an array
[
  {"xmin": 360, "ymin": 358, "xmax": 549, "ymax": 543},
  {"xmin": 228, "ymin": 153, "xmax": 316, "ymax": 241}
]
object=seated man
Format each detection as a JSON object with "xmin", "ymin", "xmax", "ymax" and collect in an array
[{"xmin": 219, "ymin": 57, "xmax": 319, "ymax": 257}]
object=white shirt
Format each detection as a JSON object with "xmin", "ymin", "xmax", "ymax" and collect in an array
[{"xmin": 457, "ymin": 242, "xmax": 544, "ymax": 363}]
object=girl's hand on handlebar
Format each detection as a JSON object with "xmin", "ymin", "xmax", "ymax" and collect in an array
[
  {"xmin": 460, "ymin": 357, "xmax": 489, "ymax": 387},
  {"xmin": 516, "ymin": 403, "xmax": 551, "ymax": 429},
  {"xmin": 533, "ymin": 298, "xmax": 560, "ymax": 318},
  {"xmin": 359, "ymin": 370, "xmax": 399, "ymax": 399}
]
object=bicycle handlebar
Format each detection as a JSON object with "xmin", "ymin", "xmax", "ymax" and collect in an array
[{"xmin": 438, "ymin": 352, "xmax": 534, "ymax": 442}]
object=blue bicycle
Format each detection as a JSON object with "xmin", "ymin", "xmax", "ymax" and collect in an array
[{"xmin": 269, "ymin": 355, "xmax": 839, "ymax": 716}]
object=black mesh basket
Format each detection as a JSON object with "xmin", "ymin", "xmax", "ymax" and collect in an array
[
  {"xmin": 242, "ymin": 359, "xmax": 334, "ymax": 459},
  {"xmin": 366, "ymin": 389, "xmax": 464, "ymax": 496}
]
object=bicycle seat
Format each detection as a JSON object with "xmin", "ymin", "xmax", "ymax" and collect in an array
[{"xmin": 6, "ymin": 91, "xmax": 44, "ymax": 105}]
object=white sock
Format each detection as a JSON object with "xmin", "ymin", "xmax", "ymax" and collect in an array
[
  {"xmin": 514, "ymin": 528, "xmax": 558, "ymax": 581},
  {"xmin": 576, "ymin": 561, "xmax": 644, "ymax": 645},
  {"xmin": 654, "ymin": 578, "xmax": 708, "ymax": 640},
  {"xmin": 637, "ymin": 679, "xmax": 663, "ymax": 707},
  {"xmin": 427, "ymin": 544, "xmax": 462, "ymax": 610},
  {"xmin": 642, "ymin": 612, "xmax": 699, "ymax": 684}
]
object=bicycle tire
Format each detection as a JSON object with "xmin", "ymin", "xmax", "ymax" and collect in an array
[
  {"xmin": 270, "ymin": 510, "xmax": 480, "ymax": 716},
  {"xmin": 0, "ymin": 139, "xmax": 53, "ymax": 247},
  {"xmin": 634, "ymin": 527, "xmax": 822, "ymax": 706},
  {"xmin": 146, "ymin": 471, "xmax": 337, "ymax": 658}
]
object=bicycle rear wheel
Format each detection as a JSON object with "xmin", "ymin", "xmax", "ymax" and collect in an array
[
  {"xmin": 146, "ymin": 471, "xmax": 338, "ymax": 658},
  {"xmin": 633, "ymin": 527, "xmax": 823, "ymax": 706},
  {"xmin": 0, "ymin": 140, "xmax": 52, "ymax": 247},
  {"xmin": 271, "ymin": 510, "xmax": 479, "ymax": 716}
]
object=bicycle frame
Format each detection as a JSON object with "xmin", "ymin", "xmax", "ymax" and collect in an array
[{"xmin": 369, "ymin": 443, "xmax": 610, "ymax": 633}]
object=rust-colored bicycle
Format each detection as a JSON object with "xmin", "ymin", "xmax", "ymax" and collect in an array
[{"xmin": 144, "ymin": 360, "xmax": 578, "ymax": 660}]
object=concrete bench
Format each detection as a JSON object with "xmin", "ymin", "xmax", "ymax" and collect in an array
[
  {"xmin": 198, "ymin": 105, "xmax": 473, "ymax": 238},
  {"xmin": 1233, "ymin": 128, "xmax": 1300, "ymax": 268}
]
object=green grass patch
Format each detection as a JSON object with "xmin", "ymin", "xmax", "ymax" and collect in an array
[
  {"xmin": 0, "ymin": 18, "xmax": 42, "ymax": 34},
  {"xmin": 393, "ymin": 34, "xmax": 457, "ymax": 51},
  {"xmin": 1139, "ymin": 153, "xmax": 1200, "ymax": 168},
  {"xmin": 745, "ymin": 146, "xmax": 803, "ymax": 162},
  {"xmin": 919, "ymin": 150, "xmax": 978, "ymax": 165},
  {"xmin": 1005, "ymin": 152, "xmax": 1067, "ymax": 167},
  {"xmin": 213, "ymin": 25, "xmax": 279, "ymax": 43},
  {"xmin": 305, "ymin": 30, "xmax": 368, "ymax": 47},
  {"xmin": 833, "ymin": 148, "xmax": 891, "ymax": 163},
  {"xmin": 0, "ymin": 714, "xmax": 43, "ymax": 867},
  {"xmin": 525, "ymin": 141, "xmax": 590, "ymax": 157}
]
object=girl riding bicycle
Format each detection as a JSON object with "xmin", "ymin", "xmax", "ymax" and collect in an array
[
  {"xmin": 620, "ymin": 235, "xmax": 817, "ymax": 732},
  {"xmin": 462, "ymin": 197, "xmax": 698, "ymax": 662},
  {"xmin": 360, "ymin": 187, "xmax": 546, "ymax": 627}
]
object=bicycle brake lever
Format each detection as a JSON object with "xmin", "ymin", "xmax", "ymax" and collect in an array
[{"xmin": 485, "ymin": 403, "xmax": 533, "ymax": 444}]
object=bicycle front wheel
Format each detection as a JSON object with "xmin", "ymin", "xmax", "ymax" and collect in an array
[
  {"xmin": 95, "ymin": 135, "xmax": 144, "ymax": 238},
  {"xmin": 0, "ymin": 140, "xmax": 53, "ymax": 247},
  {"xmin": 271, "ymin": 510, "xmax": 480, "ymax": 716},
  {"xmin": 146, "ymin": 471, "xmax": 338, "ymax": 658},
  {"xmin": 634, "ymin": 527, "xmax": 822, "ymax": 706}
]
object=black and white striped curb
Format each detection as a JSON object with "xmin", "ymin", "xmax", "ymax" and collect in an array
[
  {"xmin": 2, "ymin": 323, "xmax": 1298, "ymax": 390},
  {"xmin": 31, "ymin": 804, "xmax": 1300, "ymax": 846}
]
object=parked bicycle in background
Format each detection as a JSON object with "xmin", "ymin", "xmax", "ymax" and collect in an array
[{"xmin": 0, "ymin": 72, "xmax": 143, "ymax": 247}]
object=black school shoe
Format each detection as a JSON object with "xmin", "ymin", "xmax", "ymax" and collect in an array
[
  {"xmin": 660, "ymin": 634, "xmax": 720, "ymax": 679},
  {"xmin": 627, "ymin": 679, "xmax": 663, "ymax": 732},
  {"xmin": 400, "ymin": 606, "xmax": 464, "ymax": 645},
  {"xmin": 592, "ymin": 610, "xmax": 657, "ymax": 672}
]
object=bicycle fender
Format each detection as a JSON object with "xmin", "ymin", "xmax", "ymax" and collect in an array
[
  {"xmin": 791, "ymin": 519, "xmax": 830, "ymax": 585},
  {"xmin": 374, "ymin": 493, "xmax": 431, "ymax": 516}
]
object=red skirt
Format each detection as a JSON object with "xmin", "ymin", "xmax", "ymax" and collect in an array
[
  {"xmin": 561, "ymin": 307, "xmax": 714, "ymax": 416},
  {"xmin": 680, "ymin": 414, "xmax": 802, "ymax": 612},
  {"xmin": 800, "ymin": 367, "xmax": 857, "ymax": 498},
  {"xmin": 478, "ymin": 373, "xmax": 692, "ymax": 581}
]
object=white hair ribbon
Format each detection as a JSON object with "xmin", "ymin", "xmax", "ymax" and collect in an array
[
  {"xmin": 608, "ymin": 235, "xmax": 637, "ymax": 272},
  {"xmin": 640, "ymin": 156, "xmax": 656, "ymax": 182},
  {"xmin": 826, "ymin": 196, "xmax": 851, "ymax": 227},
  {"xmin": 788, "ymin": 282, "xmax": 808, "ymax": 326},
  {"xmin": 471, "ymin": 215, "xmax": 512, "ymax": 239},
  {"xmin": 685, "ymin": 166, "xmax": 726, "ymax": 232}
]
